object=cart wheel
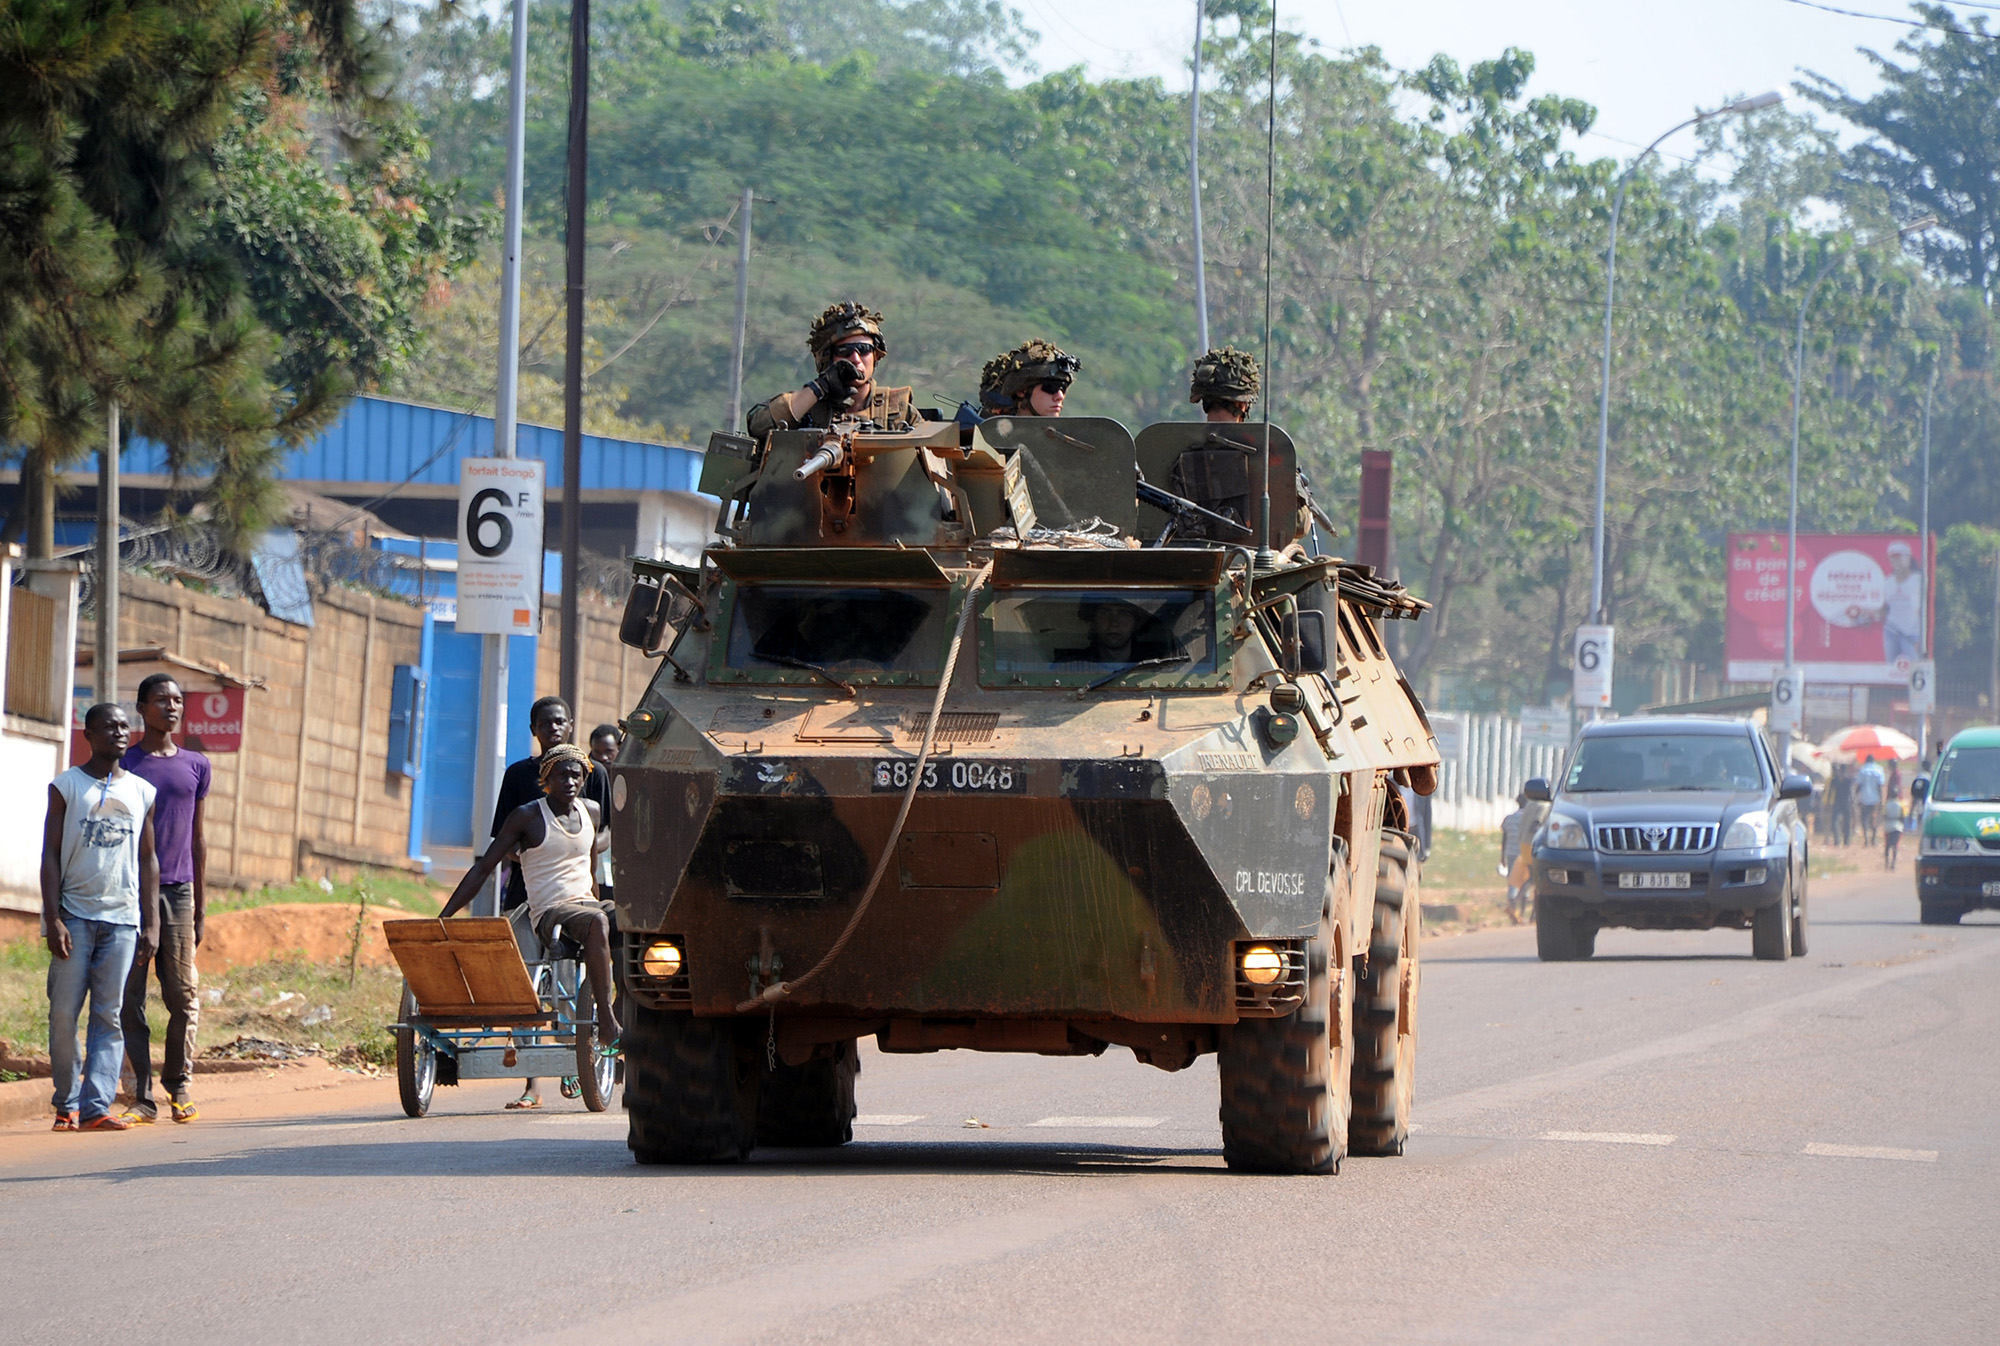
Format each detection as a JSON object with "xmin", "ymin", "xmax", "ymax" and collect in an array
[
  {"xmin": 576, "ymin": 1020, "xmax": 616, "ymax": 1113},
  {"xmin": 395, "ymin": 982, "xmax": 435, "ymax": 1118}
]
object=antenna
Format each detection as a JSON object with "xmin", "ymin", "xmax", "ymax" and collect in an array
[{"xmin": 1256, "ymin": 3, "xmax": 1279, "ymax": 573}]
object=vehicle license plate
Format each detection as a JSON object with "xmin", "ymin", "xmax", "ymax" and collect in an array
[
  {"xmin": 1983, "ymin": 881, "xmax": 2000, "ymax": 898},
  {"xmin": 1618, "ymin": 872, "xmax": 1691, "ymax": 890},
  {"xmin": 872, "ymin": 759, "xmax": 1027, "ymax": 793}
]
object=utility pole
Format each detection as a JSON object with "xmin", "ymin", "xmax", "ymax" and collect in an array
[
  {"xmin": 1991, "ymin": 545, "xmax": 1999, "ymax": 728},
  {"xmin": 1189, "ymin": 0, "xmax": 1209, "ymax": 355},
  {"xmin": 1918, "ymin": 362, "xmax": 1936, "ymax": 759},
  {"xmin": 726, "ymin": 187, "xmax": 753, "ymax": 432},
  {"xmin": 560, "ymin": 0, "xmax": 590, "ymax": 721},
  {"xmin": 95, "ymin": 403, "xmax": 119, "ymax": 706},
  {"xmin": 472, "ymin": 0, "xmax": 532, "ymax": 914}
]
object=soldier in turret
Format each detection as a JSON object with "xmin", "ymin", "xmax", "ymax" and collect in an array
[
  {"xmin": 1190, "ymin": 346, "xmax": 1260, "ymax": 422},
  {"xmin": 1185, "ymin": 346, "xmax": 1331, "ymax": 548},
  {"xmin": 977, "ymin": 340, "xmax": 1080, "ymax": 417},
  {"xmin": 747, "ymin": 301, "xmax": 914, "ymax": 438}
]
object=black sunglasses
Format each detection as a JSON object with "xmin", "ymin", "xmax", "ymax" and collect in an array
[
  {"xmin": 1038, "ymin": 378, "xmax": 1071, "ymax": 395},
  {"xmin": 830, "ymin": 342, "xmax": 877, "ymax": 360}
]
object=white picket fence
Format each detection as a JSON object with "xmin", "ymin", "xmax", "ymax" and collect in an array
[{"xmin": 1428, "ymin": 711, "xmax": 1571, "ymax": 833}]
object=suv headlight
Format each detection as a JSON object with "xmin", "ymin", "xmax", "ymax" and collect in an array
[
  {"xmin": 1921, "ymin": 834, "xmax": 1975, "ymax": 855},
  {"xmin": 1723, "ymin": 810, "xmax": 1771, "ymax": 849},
  {"xmin": 1543, "ymin": 816, "xmax": 1589, "ymax": 850}
]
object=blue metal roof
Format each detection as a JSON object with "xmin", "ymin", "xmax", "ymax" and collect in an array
[{"xmin": 107, "ymin": 395, "xmax": 704, "ymax": 494}]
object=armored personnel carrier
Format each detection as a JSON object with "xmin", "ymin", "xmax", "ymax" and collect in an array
[{"xmin": 606, "ymin": 412, "xmax": 1440, "ymax": 1173}]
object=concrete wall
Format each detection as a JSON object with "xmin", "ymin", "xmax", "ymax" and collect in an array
[
  {"xmin": 0, "ymin": 555, "xmax": 81, "ymax": 913},
  {"xmin": 534, "ymin": 589, "xmax": 660, "ymax": 741},
  {"xmin": 96, "ymin": 574, "xmax": 427, "ymax": 889}
]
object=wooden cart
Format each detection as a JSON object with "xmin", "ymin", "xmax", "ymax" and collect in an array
[{"xmin": 384, "ymin": 917, "xmax": 615, "ymax": 1116}]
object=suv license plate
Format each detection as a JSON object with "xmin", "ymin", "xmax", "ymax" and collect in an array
[
  {"xmin": 1618, "ymin": 872, "xmax": 1691, "ymax": 890},
  {"xmin": 872, "ymin": 759, "xmax": 1027, "ymax": 794},
  {"xmin": 1983, "ymin": 881, "xmax": 2000, "ymax": 898}
]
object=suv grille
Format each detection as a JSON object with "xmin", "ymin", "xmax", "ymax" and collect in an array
[{"xmin": 1596, "ymin": 824, "xmax": 1716, "ymax": 854}]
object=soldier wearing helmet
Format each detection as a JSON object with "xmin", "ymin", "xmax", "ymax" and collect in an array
[
  {"xmin": 1190, "ymin": 346, "xmax": 1260, "ymax": 422},
  {"xmin": 746, "ymin": 301, "xmax": 915, "ymax": 439},
  {"xmin": 978, "ymin": 340, "xmax": 1081, "ymax": 417}
]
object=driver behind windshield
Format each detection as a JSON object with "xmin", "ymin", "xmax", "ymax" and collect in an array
[{"xmin": 1054, "ymin": 599, "xmax": 1175, "ymax": 666}]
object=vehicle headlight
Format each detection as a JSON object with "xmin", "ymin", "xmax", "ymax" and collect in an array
[
  {"xmin": 1921, "ymin": 834, "xmax": 1975, "ymax": 855},
  {"xmin": 1543, "ymin": 816, "xmax": 1589, "ymax": 850},
  {"xmin": 1723, "ymin": 810, "xmax": 1771, "ymax": 849},
  {"xmin": 641, "ymin": 941, "xmax": 684, "ymax": 978}
]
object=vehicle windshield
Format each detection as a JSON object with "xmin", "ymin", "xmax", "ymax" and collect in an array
[
  {"xmin": 987, "ymin": 589, "xmax": 1217, "ymax": 674},
  {"xmin": 725, "ymin": 585, "xmax": 946, "ymax": 674},
  {"xmin": 1931, "ymin": 746, "xmax": 2000, "ymax": 803},
  {"xmin": 1564, "ymin": 733, "xmax": 1765, "ymax": 793}
]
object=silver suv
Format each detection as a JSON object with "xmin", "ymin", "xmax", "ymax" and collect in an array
[{"xmin": 1525, "ymin": 717, "xmax": 1813, "ymax": 962}]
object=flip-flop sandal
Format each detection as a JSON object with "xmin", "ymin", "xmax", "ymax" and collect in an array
[
  {"xmin": 595, "ymin": 1038, "xmax": 622, "ymax": 1060},
  {"xmin": 119, "ymin": 1108, "xmax": 155, "ymax": 1126},
  {"xmin": 559, "ymin": 1076, "xmax": 581, "ymax": 1100},
  {"xmin": 504, "ymin": 1094, "xmax": 542, "ymax": 1110},
  {"xmin": 52, "ymin": 1111, "xmax": 77, "ymax": 1132},
  {"xmin": 169, "ymin": 1101, "xmax": 198, "ymax": 1124}
]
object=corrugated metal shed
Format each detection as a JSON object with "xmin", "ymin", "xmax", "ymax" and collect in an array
[{"xmin": 110, "ymin": 395, "xmax": 703, "ymax": 494}]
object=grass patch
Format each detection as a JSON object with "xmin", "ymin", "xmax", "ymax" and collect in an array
[
  {"xmin": 1420, "ymin": 828, "xmax": 1506, "ymax": 893},
  {"xmin": 209, "ymin": 873, "xmax": 445, "ymax": 917},
  {"xmin": 1, "ymin": 938, "xmax": 403, "ymax": 1070}
]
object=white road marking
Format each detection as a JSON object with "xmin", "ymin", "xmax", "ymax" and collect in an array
[
  {"xmin": 1027, "ymin": 1116, "xmax": 1165, "ymax": 1128},
  {"xmin": 853, "ymin": 1114, "xmax": 925, "ymax": 1126},
  {"xmin": 1803, "ymin": 1142, "xmax": 1937, "ymax": 1163},
  {"xmin": 1541, "ymin": 1130, "xmax": 1676, "ymax": 1146}
]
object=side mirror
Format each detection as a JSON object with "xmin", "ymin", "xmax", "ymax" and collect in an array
[
  {"xmin": 1778, "ymin": 772, "xmax": 1813, "ymax": 801},
  {"xmin": 1522, "ymin": 777, "xmax": 1552, "ymax": 803},
  {"xmin": 619, "ymin": 573, "xmax": 702, "ymax": 653}
]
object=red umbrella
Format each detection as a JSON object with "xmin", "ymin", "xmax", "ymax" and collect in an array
[{"xmin": 1819, "ymin": 724, "xmax": 1919, "ymax": 763}]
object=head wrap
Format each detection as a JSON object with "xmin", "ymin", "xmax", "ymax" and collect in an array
[
  {"xmin": 1189, "ymin": 346, "xmax": 1260, "ymax": 406},
  {"xmin": 978, "ymin": 340, "xmax": 1080, "ymax": 413},
  {"xmin": 808, "ymin": 301, "xmax": 888, "ymax": 370},
  {"xmin": 538, "ymin": 741, "xmax": 593, "ymax": 790}
]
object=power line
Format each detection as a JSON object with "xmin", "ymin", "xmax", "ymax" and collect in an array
[{"xmin": 1781, "ymin": 0, "xmax": 1993, "ymax": 37}]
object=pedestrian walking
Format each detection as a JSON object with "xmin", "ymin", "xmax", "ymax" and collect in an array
[
  {"xmin": 43, "ymin": 704, "xmax": 159, "ymax": 1132},
  {"xmin": 1883, "ymin": 793, "xmax": 1906, "ymax": 870},
  {"xmin": 1855, "ymin": 758, "xmax": 1885, "ymax": 848},
  {"xmin": 118, "ymin": 673, "xmax": 210, "ymax": 1124},
  {"xmin": 1830, "ymin": 764, "xmax": 1854, "ymax": 846}
]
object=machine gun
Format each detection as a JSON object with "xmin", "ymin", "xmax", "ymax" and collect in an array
[{"xmin": 1136, "ymin": 472, "xmax": 1255, "ymax": 547}]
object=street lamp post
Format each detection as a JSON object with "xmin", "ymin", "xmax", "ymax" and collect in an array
[
  {"xmin": 1918, "ymin": 360, "xmax": 1937, "ymax": 761},
  {"xmin": 1586, "ymin": 93, "xmax": 1779, "ymax": 715}
]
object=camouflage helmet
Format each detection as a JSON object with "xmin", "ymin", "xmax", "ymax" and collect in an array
[
  {"xmin": 808, "ymin": 301, "xmax": 888, "ymax": 370},
  {"xmin": 1189, "ymin": 346, "xmax": 1260, "ymax": 406},
  {"xmin": 978, "ymin": 339, "xmax": 1081, "ymax": 412}
]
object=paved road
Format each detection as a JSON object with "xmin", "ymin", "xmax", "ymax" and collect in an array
[{"xmin": 5, "ymin": 866, "xmax": 1996, "ymax": 1345}]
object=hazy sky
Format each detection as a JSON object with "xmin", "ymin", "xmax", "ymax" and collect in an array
[{"xmin": 1010, "ymin": 0, "xmax": 1984, "ymax": 166}]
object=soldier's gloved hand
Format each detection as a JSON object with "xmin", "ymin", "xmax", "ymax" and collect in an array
[{"xmin": 808, "ymin": 358, "xmax": 862, "ymax": 411}]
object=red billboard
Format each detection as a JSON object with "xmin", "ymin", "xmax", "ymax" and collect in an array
[{"xmin": 1725, "ymin": 532, "xmax": 1933, "ymax": 686}]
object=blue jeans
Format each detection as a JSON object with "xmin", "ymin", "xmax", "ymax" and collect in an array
[{"xmin": 48, "ymin": 917, "xmax": 137, "ymax": 1119}]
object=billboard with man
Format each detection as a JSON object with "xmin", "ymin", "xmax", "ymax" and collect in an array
[{"xmin": 1724, "ymin": 532, "xmax": 1933, "ymax": 686}]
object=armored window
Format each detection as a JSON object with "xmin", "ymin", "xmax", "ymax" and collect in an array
[
  {"xmin": 721, "ymin": 585, "xmax": 948, "ymax": 681},
  {"xmin": 985, "ymin": 589, "xmax": 1218, "ymax": 675}
]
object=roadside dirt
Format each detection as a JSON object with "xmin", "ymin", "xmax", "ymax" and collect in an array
[{"xmin": 197, "ymin": 903, "xmax": 411, "ymax": 974}]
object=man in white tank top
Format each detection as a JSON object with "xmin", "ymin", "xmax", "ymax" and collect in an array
[{"xmin": 441, "ymin": 744, "xmax": 620, "ymax": 1054}]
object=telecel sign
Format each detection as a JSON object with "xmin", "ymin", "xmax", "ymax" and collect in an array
[
  {"xmin": 456, "ymin": 457, "xmax": 544, "ymax": 635},
  {"xmin": 1573, "ymin": 625, "xmax": 1614, "ymax": 710}
]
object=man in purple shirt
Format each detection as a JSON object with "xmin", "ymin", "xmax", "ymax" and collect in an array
[{"xmin": 118, "ymin": 673, "xmax": 210, "ymax": 1123}]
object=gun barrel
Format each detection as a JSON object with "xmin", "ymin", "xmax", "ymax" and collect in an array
[{"xmin": 794, "ymin": 445, "xmax": 843, "ymax": 481}]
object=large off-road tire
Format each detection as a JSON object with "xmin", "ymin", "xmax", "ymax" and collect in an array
[
  {"xmin": 625, "ymin": 1003, "xmax": 759, "ymax": 1164},
  {"xmin": 756, "ymin": 1039, "xmax": 860, "ymax": 1147},
  {"xmin": 1217, "ymin": 869, "xmax": 1352, "ymax": 1175},
  {"xmin": 394, "ymin": 983, "xmax": 434, "ymax": 1119},
  {"xmin": 1919, "ymin": 901, "xmax": 1964, "ymax": 926},
  {"xmin": 1789, "ymin": 864, "xmax": 1811, "ymax": 956},
  {"xmin": 1752, "ymin": 889, "xmax": 1791, "ymax": 961},
  {"xmin": 1350, "ymin": 831, "xmax": 1420, "ymax": 1157}
]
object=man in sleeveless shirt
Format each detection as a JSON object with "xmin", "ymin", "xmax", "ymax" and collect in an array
[{"xmin": 442, "ymin": 744, "xmax": 621, "ymax": 1059}]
